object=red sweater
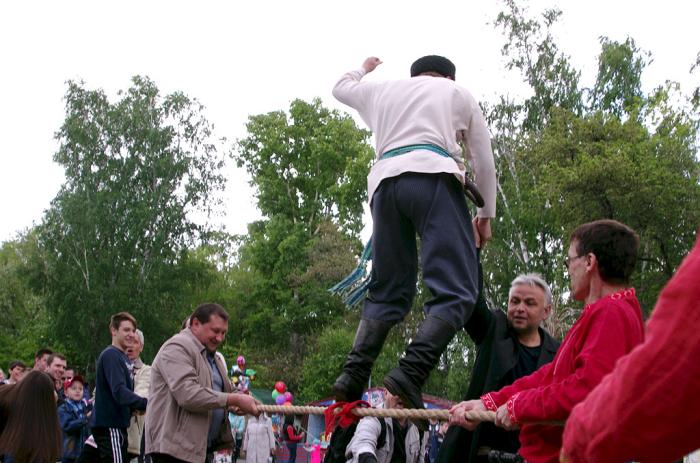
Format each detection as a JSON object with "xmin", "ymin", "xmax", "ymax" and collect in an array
[
  {"xmin": 481, "ymin": 289, "xmax": 644, "ymax": 463},
  {"xmin": 285, "ymin": 425, "xmax": 304, "ymax": 443},
  {"xmin": 562, "ymin": 236, "xmax": 700, "ymax": 462}
]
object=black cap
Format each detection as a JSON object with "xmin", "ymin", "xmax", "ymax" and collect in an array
[{"xmin": 410, "ymin": 55, "xmax": 456, "ymax": 80}]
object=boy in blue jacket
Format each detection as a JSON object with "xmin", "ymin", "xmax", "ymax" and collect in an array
[{"xmin": 58, "ymin": 375, "xmax": 92, "ymax": 463}]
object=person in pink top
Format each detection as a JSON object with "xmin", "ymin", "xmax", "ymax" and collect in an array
[
  {"xmin": 331, "ymin": 55, "xmax": 497, "ymax": 418},
  {"xmin": 449, "ymin": 219, "xmax": 645, "ymax": 463},
  {"xmin": 561, "ymin": 231, "xmax": 700, "ymax": 463}
]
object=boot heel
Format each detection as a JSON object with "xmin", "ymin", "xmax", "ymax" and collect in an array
[{"xmin": 333, "ymin": 318, "xmax": 394, "ymax": 402}]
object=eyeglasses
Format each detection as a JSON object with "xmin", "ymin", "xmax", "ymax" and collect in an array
[{"xmin": 564, "ymin": 254, "xmax": 584, "ymax": 268}]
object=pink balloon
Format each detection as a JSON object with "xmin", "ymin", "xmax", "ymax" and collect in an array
[{"xmin": 284, "ymin": 391, "xmax": 293, "ymax": 402}]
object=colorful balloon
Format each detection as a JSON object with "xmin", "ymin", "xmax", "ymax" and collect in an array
[
  {"xmin": 275, "ymin": 381, "xmax": 286, "ymax": 393},
  {"xmin": 275, "ymin": 394, "xmax": 286, "ymax": 405},
  {"xmin": 272, "ymin": 390, "xmax": 279, "ymax": 400},
  {"xmin": 284, "ymin": 391, "xmax": 293, "ymax": 402}
]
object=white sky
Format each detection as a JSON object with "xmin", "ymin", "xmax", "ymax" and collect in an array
[{"xmin": 1, "ymin": 0, "xmax": 698, "ymax": 243}]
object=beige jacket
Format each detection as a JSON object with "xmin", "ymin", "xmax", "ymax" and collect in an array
[
  {"xmin": 127, "ymin": 360, "xmax": 151, "ymax": 455},
  {"xmin": 145, "ymin": 329, "xmax": 234, "ymax": 462}
]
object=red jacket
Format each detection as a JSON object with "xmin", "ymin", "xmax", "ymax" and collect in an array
[
  {"xmin": 481, "ymin": 289, "xmax": 644, "ymax": 463},
  {"xmin": 285, "ymin": 424, "xmax": 304, "ymax": 443},
  {"xmin": 562, "ymin": 236, "xmax": 700, "ymax": 462}
]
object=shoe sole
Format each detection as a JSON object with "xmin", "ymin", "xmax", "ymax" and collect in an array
[
  {"xmin": 383, "ymin": 375, "xmax": 428, "ymax": 431},
  {"xmin": 333, "ymin": 377, "xmax": 363, "ymax": 403}
]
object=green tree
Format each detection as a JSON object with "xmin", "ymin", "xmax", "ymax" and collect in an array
[
  {"xmin": 528, "ymin": 105, "xmax": 700, "ymax": 312},
  {"xmin": 494, "ymin": 0, "xmax": 583, "ymax": 132},
  {"xmin": 482, "ymin": 0, "xmax": 587, "ymax": 323},
  {"xmin": 590, "ymin": 37, "xmax": 649, "ymax": 117},
  {"xmin": 236, "ymin": 98, "xmax": 372, "ymax": 237},
  {"xmin": 0, "ymin": 230, "xmax": 53, "ymax": 369},
  {"xmin": 37, "ymin": 76, "xmax": 227, "ymax": 373},
  {"xmin": 229, "ymin": 99, "xmax": 374, "ymax": 395},
  {"xmin": 482, "ymin": 2, "xmax": 699, "ymax": 332}
]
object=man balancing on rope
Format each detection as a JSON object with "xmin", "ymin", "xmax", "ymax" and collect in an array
[
  {"xmin": 331, "ymin": 55, "xmax": 497, "ymax": 421},
  {"xmin": 449, "ymin": 220, "xmax": 646, "ymax": 463}
]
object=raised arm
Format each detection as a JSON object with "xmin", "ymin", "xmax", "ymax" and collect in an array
[{"xmin": 332, "ymin": 56, "xmax": 382, "ymax": 111}]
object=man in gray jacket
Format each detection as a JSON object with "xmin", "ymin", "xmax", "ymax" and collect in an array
[
  {"xmin": 346, "ymin": 389, "xmax": 427, "ymax": 463},
  {"xmin": 145, "ymin": 303, "xmax": 258, "ymax": 463}
]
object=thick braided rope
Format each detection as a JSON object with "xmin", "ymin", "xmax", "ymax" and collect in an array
[{"xmin": 257, "ymin": 404, "xmax": 495, "ymax": 422}]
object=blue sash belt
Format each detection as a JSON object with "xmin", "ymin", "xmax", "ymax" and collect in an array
[{"xmin": 380, "ymin": 143, "xmax": 452, "ymax": 160}]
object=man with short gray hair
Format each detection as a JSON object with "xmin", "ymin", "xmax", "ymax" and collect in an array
[{"xmin": 437, "ymin": 273, "xmax": 559, "ymax": 463}]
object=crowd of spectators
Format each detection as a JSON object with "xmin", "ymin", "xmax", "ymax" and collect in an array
[{"xmin": 0, "ymin": 318, "xmax": 157, "ymax": 463}]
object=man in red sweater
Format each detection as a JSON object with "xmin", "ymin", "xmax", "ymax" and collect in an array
[
  {"xmin": 449, "ymin": 219, "xmax": 645, "ymax": 463},
  {"xmin": 561, "ymin": 232, "xmax": 700, "ymax": 463}
]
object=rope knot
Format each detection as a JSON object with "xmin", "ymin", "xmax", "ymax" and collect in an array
[{"xmin": 324, "ymin": 400, "xmax": 370, "ymax": 435}]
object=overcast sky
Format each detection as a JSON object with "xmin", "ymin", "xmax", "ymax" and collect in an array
[{"xmin": 1, "ymin": 0, "xmax": 698, "ymax": 243}]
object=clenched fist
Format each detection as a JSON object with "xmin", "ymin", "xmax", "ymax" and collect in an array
[{"xmin": 363, "ymin": 57, "xmax": 383, "ymax": 73}]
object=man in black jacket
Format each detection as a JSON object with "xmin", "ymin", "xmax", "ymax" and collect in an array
[{"xmin": 438, "ymin": 273, "xmax": 559, "ymax": 463}]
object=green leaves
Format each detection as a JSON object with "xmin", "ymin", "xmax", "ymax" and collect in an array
[
  {"xmin": 591, "ymin": 37, "xmax": 649, "ymax": 118},
  {"xmin": 235, "ymin": 98, "xmax": 373, "ymax": 237},
  {"xmin": 1, "ymin": 2, "xmax": 697, "ymax": 404},
  {"xmin": 0, "ymin": 232, "xmax": 53, "ymax": 369},
  {"xmin": 36, "ymin": 76, "xmax": 228, "ymax": 373},
  {"xmin": 222, "ymin": 99, "xmax": 374, "ymax": 400},
  {"xmin": 482, "ymin": 6, "xmax": 700, "ymax": 328}
]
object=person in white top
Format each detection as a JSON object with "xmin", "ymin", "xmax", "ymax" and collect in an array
[{"xmin": 331, "ymin": 55, "xmax": 497, "ymax": 420}]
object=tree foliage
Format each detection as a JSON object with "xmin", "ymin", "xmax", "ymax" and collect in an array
[
  {"xmin": 0, "ymin": 2, "xmax": 698, "ymax": 405},
  {"xmin": 0, "ymin": 231, "xmax": 53, "ymax": 369},
  {"xmin": 36, "ymin": 76, "xmax": 228, "ymax": 373},
  {"xmin": 590, "ymin": 37, "xmax": 648, "ymax": 117},
  {"xmin": 228, "ymin": 99, "xmax": 374, "ymax": 399},
  {"xmin": 494, "ymin": 0, "xmax": 583, "ymax": 131},
  {"xmin": 235, "ymin": 98, "xmax": 373, "ymax": 237},
  {"xmin": 481, "ymin": 1, "xmax": 700, "ymax": 337}
]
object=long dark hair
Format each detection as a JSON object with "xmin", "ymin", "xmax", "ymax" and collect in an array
[
  {"xmin": 284, "ymin": 414, "xmax": 301, "ymax": 440},
  {"xmin": 0, "ymin": 370, "xmax": 62, "ymax": 463}
]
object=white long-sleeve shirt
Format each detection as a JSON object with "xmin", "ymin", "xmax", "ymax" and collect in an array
[{"xmin": 333, "ymin": 68, "xmax": 497, "ymax": 218}]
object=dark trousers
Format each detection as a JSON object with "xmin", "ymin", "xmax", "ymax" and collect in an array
[
  {"xmin": 364, "ymin": 172, "xmax": 478, "ymax": 329},
  {"xmin": 232, "ymin": 436, "xmax": 242, "ymax": 463},
  {"xmin": 285, "ymin": 443, "xmax": 298, "ymax": 463},
  {"xmin": 76, "ymin": 428, "xmax": 128, "ymax": 463}
]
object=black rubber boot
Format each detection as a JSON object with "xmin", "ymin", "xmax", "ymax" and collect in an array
[
  {"xmin": 333, "ymin": 318, "xmax": 394, "ymax": 402},
  {"xmin": 383, "ymin": 315, "xmax": 458, "ymax": 430}
]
